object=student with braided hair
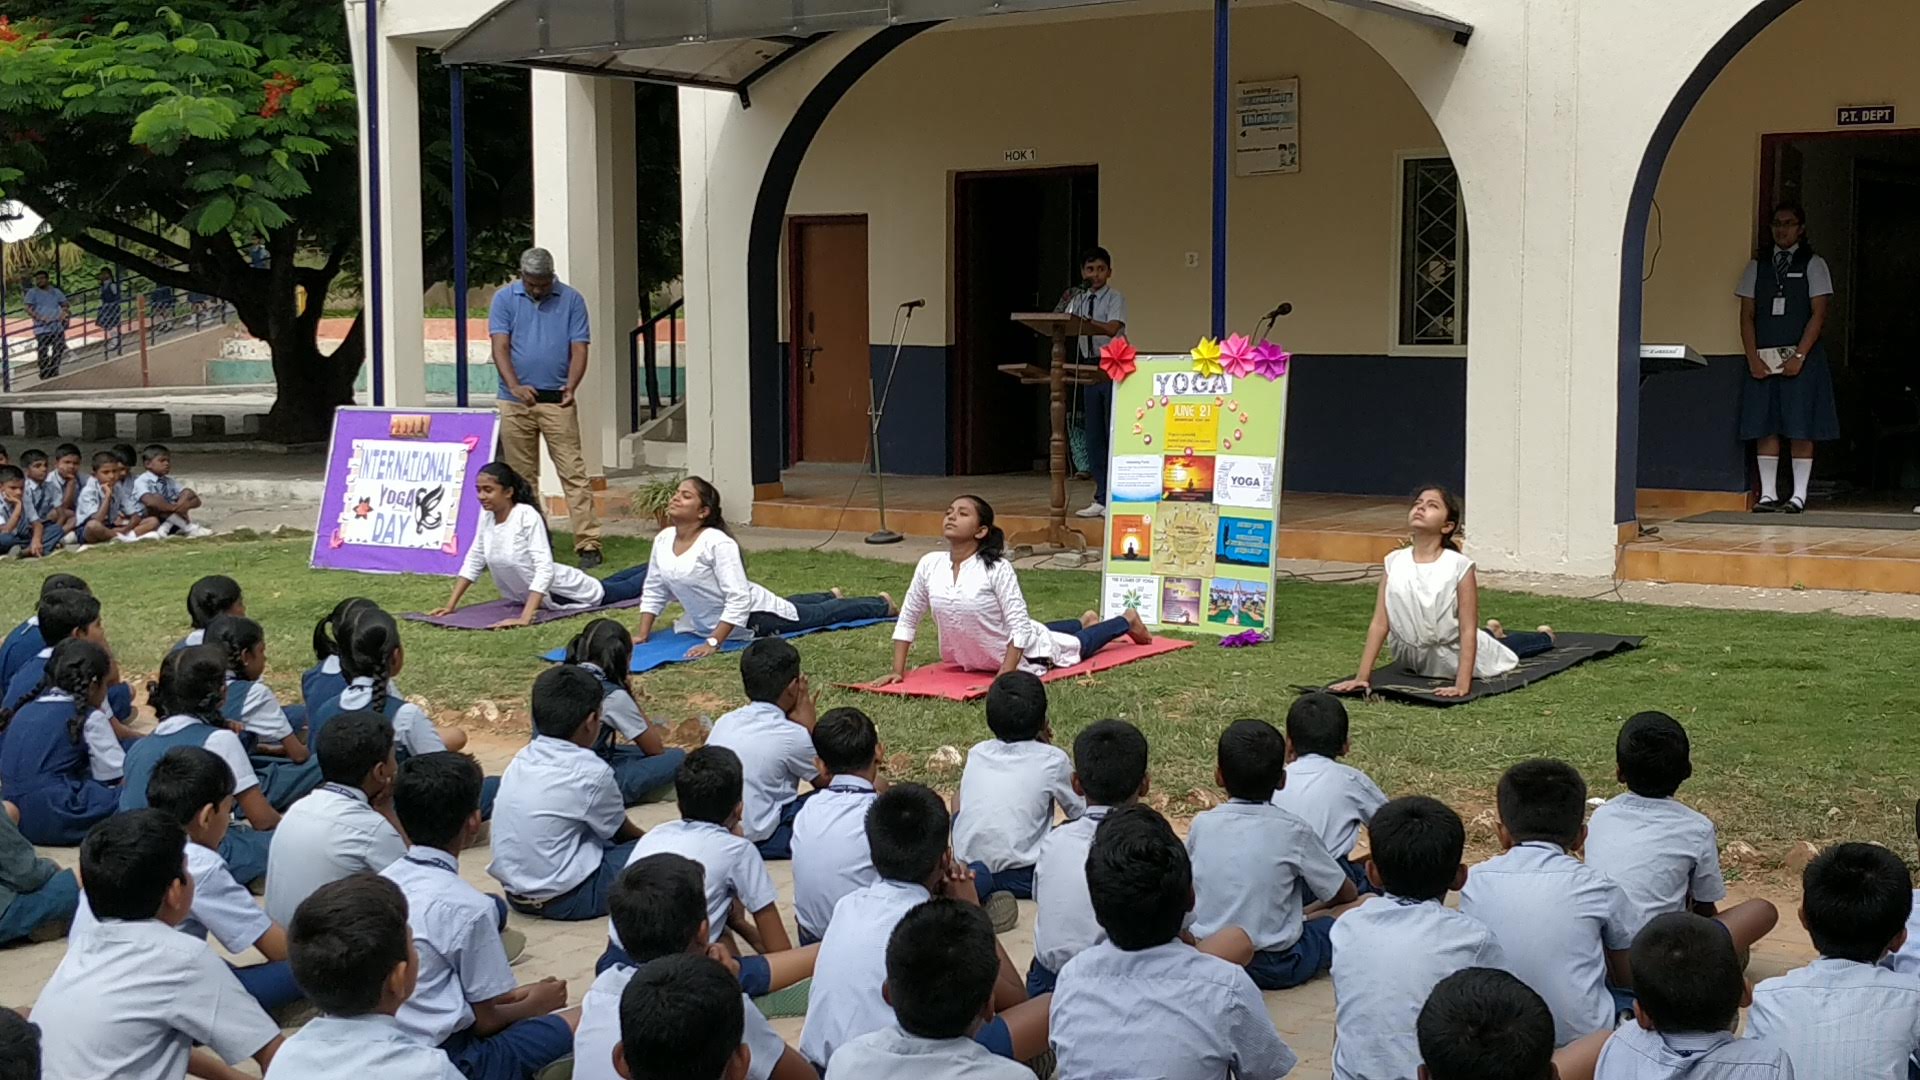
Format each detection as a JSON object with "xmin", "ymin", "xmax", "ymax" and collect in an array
[
  {"xmin": 174, "ymin": 574, "xmax": 245, "ymax": 651},
  {"xmin": 309, "ymin": 608, "xmax": 469, "ymax": 755},
  {"xmin": 206, "ymin": 614, "xmax": 325, "ymax": 810},
  {"xmin": 565, "ymin": 618, "xmax": 684, "ymax": 806},
  {"xmin": 2, "ymin": 587, "xmax": 136, "ymax": 728},
  {"xmin": 121, "ymin": 645, "xmax": 281, "ymax": 886},
  {"xmin": 0, "ymin": 638, "xmax": 120, "ymax": 844},
  {"xmin": 303, "ymin": 596, "xmax": 377, "ymax": 712}
]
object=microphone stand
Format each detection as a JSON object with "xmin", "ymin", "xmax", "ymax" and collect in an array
[
  {"xmin": 1253, "ymin": 302, "xmax": 1291, "ymax": 346},
  {"xmin": 864, "ymin": 303, "xmax": 917, "ymax": 545}
]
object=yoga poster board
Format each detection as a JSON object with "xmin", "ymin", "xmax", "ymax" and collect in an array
[
  {"xmin": 310, "ymin": 406, "xmax": 501, "ymax": 576},
  {"xmin": 1100, "ymin": 354, "xmax": 1287, "ymax": 636}
]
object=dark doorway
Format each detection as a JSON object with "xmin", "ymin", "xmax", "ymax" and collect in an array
[
  {"xmin": 1763, "ymin": 130, "xmax": 1920, "ymax": 502},
  {"xmin": 953, "ymin": 167, "xmax": 1099, "ymax": 475}
]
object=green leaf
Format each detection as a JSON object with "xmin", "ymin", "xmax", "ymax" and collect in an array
[
  {"xmin": 172, "ymin": 37, "xmax": 199, "ymax": 54},
  {"xmin": 196, "ymin": 194, "xmax": 236, "ymax": 234},
  {"xmin": 61, "ymin": 83, "xmax": 96, "ymax": 99}
]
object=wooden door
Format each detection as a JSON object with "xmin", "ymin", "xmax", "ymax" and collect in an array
[{"xmin": 790, "ymin": 217, "xmax": 871, "ymax": 463}]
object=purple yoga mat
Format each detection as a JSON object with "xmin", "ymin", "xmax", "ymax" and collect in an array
[{"xmin": 402, "ymin": 595, "xmax": 649, "ymax": 630}]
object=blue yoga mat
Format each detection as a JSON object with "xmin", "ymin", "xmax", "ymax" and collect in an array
[{"xmin": 541, "ymin": 618, "xmax": 890, "ymax": 674}]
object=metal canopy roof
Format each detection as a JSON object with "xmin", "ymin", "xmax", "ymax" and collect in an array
[{"xmin": 440, "ymin": 0, "xmax": 1471, "ymax": 92}]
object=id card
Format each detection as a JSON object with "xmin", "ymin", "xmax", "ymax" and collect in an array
[{"xmin": 1772, "ymin": 297, "xmax": 1787, "ymax": 316}]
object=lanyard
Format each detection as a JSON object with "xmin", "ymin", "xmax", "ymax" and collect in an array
[
  {"xmin": 320, "ymin": 782, "xmax": 367, "ymax": 804},
  {"xmin": 403, "ymin": 854, "xmax": 457, "ymax": 873}
]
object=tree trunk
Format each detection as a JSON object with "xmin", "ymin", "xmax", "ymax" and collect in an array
[{"xmin": 262, "ymin": 312, "xmax": 363, "ymax": 443}]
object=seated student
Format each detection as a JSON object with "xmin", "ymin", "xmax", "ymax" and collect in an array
[
  {"xmin": 1272, "ymin": 692, "xmax": 1388, "ymax": 894},
  {"xmin": 1592, "ymin": 912, "xmax": 1792, "ymax": 1079},
  {"xmin": 47, "ymin": 443, "xmax": 83, "ymax": 531},
  {"xmin": 605, "ymin": 746, "xmax": 786, "ymax": 968},
  {"xmin": 1585, "ymin": 712, "xmax": 1778, "ymax": 956},
  {"xmin": 566, "ymin": 619, "xmax": 683, "ymax": 805},
  {"xmin": 310, "ymin": 608, "xmax": 470, "ymax": 757},
  {"xmin": 1460, "ymin": 759, "xmax": 1635, "ymax": 1046},
  {"xmin": 3, "ymin": 588, "xmax": 137, "ymax": 778},
  {"xmin": 1330, "ymin": 796, "xmax": 1506, "ymax": 1080},
  {"xmin": 1188, "ymin": 718, "xmax": 1358, "ymax": 991},
  {"xmin": 74, "ymin": 449, "xmax": 150, "ymax": 544},
  {"xmin": 267, "ymin": 873, "xmax": 464, "ymax": 1080},
  {"xmin": 0, "ymin": 795, "xmax": 80, "ymax": 945},
  {"xmin": 706, "ymin": 639, "xmax": 823, "ymax": 861},
  {"xmin": 131, "ymin": 444, "xmax": 212, "ymax": 538},
  {"xmin": 1416, "ymin": 967, "xmax": 1608, "ymax": 1080},
  {"xmin": 34, "ymin": 810, "xmax": 283, "ymax": 1080},
  {"xmin": 1747, "ymin": 842, "xmax": 1920, "ymax": 1077},
  {"xmin": 952, "ymin": 671, "xmax": 1085, "ymax": 925},
  {"xmin": 1885, "ymin": 799, "xmax": 1920, "ymax": 978},
  {"xmin": 488, "ymin": 666, "xmax": 644, "ymax": 921},
  {"xmin": 171, "ymin": 574, "xmax": 244, "ymax": 653},
  {"xmin": 382, "ymin": 752, "xmax": 578, "ymax": 1080},
  {"xmin": 0, "ymin": 572, "xmax": 87, "ymax": 687},
  {"xmin": 612, "ymin": 953, "xmax": 754, "ymax": 1080},
  {"xmin": 800, "ymin": 783, "xmax": 1045, "ymax": 1071},
  {"xmin": 265, "ymin": 710, "xmax": 406, "ymax": 927},
  {"xmin": 576, "ymin": 853, "xmax": 816, "ymax": 1080},
  {"xmin": 828, "ymin": 899, "xmax": 1035, "ymax": 1079},
  {"xmin": 208, "ymin": 614, "xmax": 315, "ymax": 770},
  {"xmin": 0, "ymin": 1007, "xmax": 39, "ymax": 1080},
  {"xmin": 17, "ymin": 452, "xmax": 70, "ymax": 554},
  {"xmin": 791, "ymin": 707, "xmax": 886, "ymax": 947},
  {"xmin": 0, "ymin": 640, "xmax": 120, "ymax": 845},
  {"xmin": 0, "ymin": 464, "xmax": 63, "ymax": 559},
  {"xmin": 1051, "ymin": 803, "xmax": 1297, "ymax": 1080},
  {"xmin": 304, "ymin": 597, "xmax": 377, "ymax": 713}
]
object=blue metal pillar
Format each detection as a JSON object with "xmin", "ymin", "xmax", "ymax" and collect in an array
[
  {"xmin": 1210, "ymin": 0, "xmax": 1230, "ymax": 338},
  {"xmin": 450, "ymin": 64, "xmax": 470, "ymax": 408},
  {"xmin": 364, "ymin": 0, "xmax": 386, "ymax": 406}
]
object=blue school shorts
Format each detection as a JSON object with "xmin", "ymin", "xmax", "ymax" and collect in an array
[
  {"xmin": 1245, "ymin": 916, "xmax": 1335, "ymax": 991},
  {"xmin": 441, "ymin": 1015, "xmax": 573, "ymax": 1080}
]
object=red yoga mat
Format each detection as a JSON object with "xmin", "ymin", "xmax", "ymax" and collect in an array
[{"xmin": 845, "ymin": 637, "xmax": 1195, "ymax": 701}]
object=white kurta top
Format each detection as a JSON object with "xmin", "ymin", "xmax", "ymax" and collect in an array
[
  {"xmin": 458, "ymin": 503, "xmax": 604, "ymax": 608},
  {"xmin": 892, "ymin": 551, "xmax": 1078, "ymax": 675},
  {"xmin": 1382, "ymin": 546, "xmax": 1517, "ymax": 679},
  {"xmin": 639, "ymin": 526, "xmax": 794, "ymax": 637}
]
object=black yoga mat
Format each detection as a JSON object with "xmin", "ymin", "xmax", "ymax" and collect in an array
[{"xmin": 1300, "ymin": 633, "xmax": 1645, "ymax": 707}]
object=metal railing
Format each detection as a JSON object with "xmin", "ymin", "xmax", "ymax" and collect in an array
[
  {"xmin": 629, "ymin": 296, "xmax": 684, "ymax": 431},
  {"xmin": 0, "ymin": 270, "xmax": 234, "ymax": 392}
]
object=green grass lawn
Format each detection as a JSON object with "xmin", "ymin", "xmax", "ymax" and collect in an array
[{"xmin": 5, "ymin": 532, "xmax": 1917, "ymax": 865}]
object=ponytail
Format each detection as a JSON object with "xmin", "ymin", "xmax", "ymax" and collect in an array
[
  {"xmin": 684, "ymin": 476, "xmax": 733, "ymax": 539},
  {"xmin": 186, "ymin": 575, "xmax": 244, "ymax": 630},
  {"xmin": 480, "ymin": 461, "xmax": 537, "ymax": 508},
  {"xmin": 0, "ymin": 668, "xmax": 55, "ymax": 737},
  {"xmin": 565, "ymin": 618, "xmax": 634, "ymax": 695},
  {"xmin": 958, "ymin": 494, "xmax": 1007, "ymax": 566},
  {"xmin": 155, "ymin": 646, "xmax": 231, "ymax": 729},
  {"xmin": 342, "ymin": 609, "xmax": 401, "ymax": 714},
  {"xmin": 205, "ymin": 614, "xmax": 265, "ymax": 680},
  {"xmin": 313, "ymin": 597, "xmax": 376, "ymax": 664},
  {"xmin": 45, "ymin": 639, "xmax": 110, "ymax": 745}
]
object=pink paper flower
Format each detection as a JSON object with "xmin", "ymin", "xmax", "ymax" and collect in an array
[
  {"xmin": 328, "ymin": 530, "xmax": 345, "ymax": 550},
  {"xmin": 440, "ymin": 536, "xmax": 459, "ymax": 554},
  {"xmin": 1252, "ymin": 340, "xmax": 1291, "ymax": 380},
  {"xmin": 462, "ymin": 435, "xmax": 479, "ymax": 451},
  {"xmin": 1190, "ymin": 337, "xmax": 1223, "ymax": 378},
  {"xmin": 1100, "ymin": 339, "xmax": 1138, "ymax": 382},
  {"xmin": 1220, "ymin": 333, "xmax": 1257, "ymax": 378}
]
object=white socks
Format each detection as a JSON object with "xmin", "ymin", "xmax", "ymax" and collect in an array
[
  {"xmin": 1791, "ymin": 457, "xmax": 1812, "ymax": 506},
  {"xmin": 1757, "ymin": 455, "xmax": 1779, "ymax": 502}
]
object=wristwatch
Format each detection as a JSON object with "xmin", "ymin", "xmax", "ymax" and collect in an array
[{"xmin": 705, "ymin": 637, "xmax": 720, "ymax": 649}]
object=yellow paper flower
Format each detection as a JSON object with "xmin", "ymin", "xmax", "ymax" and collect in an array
[{"xmin": 1190, "ymin": 336, "xmax": 1223, "ymax": 377}]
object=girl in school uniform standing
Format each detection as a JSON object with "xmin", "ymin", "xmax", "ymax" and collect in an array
[
  {"xmin": 1738, "ymin": 201, "xmax": 1839, "ymax": 513},
  {"xmin": 432, "ymin": 462, "xmax": 650, "ymax": 629},
  {"xmin": 0, "ymin": 640, "xmax": 123, "ymax": 845},
  {"xmin": 877, "ymin": 495, "xmax": 1151, "ymax": 686},
  {"xmin": 1331, "ymin": 486, "xmax": 1554, "ymax": 699},
  {"xmin": 636, "ymin": 476, "xmax": 895, "ymax": 659}
]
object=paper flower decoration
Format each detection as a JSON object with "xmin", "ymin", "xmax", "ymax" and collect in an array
[
  {"xmin": 328, "ymin": 530, "xmax": 345, "ymax": 550},
  {"xmin": 1252, "ymin": 340, "xmax": 1290, "ymax": 380},
  {"xmin": 1100, "ymin": 339, "xmax": 1137, "ymax": 382},
  {"xmin": 461, "ymin": 435, "xmax": 480, "ymax": 451},
  {"xmin": 1190, "ymin": 337, "xmax": 1223, "ymax": 377},
  {"xmin": 440, "ymin": 536, "xmax": 460, "ymax": 555},
  {"xmin": 1220, "ymin": 629, "xmax": 1270, "ymax": 648},
  {"xmin": 1221, "ymin": 334, "xmax": 1257, "ymax": 378}
]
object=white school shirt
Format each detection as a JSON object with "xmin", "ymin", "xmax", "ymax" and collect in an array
[
  {"xmin": 24, "ymin": 476, "xmax": 55, "ymax": 522},
  {"xmin": 1458, "ymin": 841, "xmax": 1636, "ymax": 1046},
  {"xmin": 1747, "ymin": 957, "xmax": 1920, "ymax": 1080},
  {"xmin": 706, "ymin": 701, "xmax": 817, "ymax": 843},
  {"xmin": 1270, "ymin": 754, "xmax": 1389, "ymax": 861},
  {"xmin": 1050, "ymin": 940, "xmax": 1299, "ymax": 1080},
  {"xmin": 35, "ymin": 918, "xmax": 282, "ymax": 1080},
  {"xmin": 1328, "ymin": 895, "xmax": 1507, "ymax": 1080},
  {"xmin": 800, "ymin": 879, "xmax": 934, "ymax": 1067},
  {"xmin": 1883, "ymin": 890, "xmax": 1920, "ymax": 976},
  {"xmin": 1736, "ymin": 245, "xmax": 1835, "ymax": 299},
  {"xmin": 181, "ymin": 628, "xmax": 207, "ymax": 648},
  {"xmin": 790, "ymin": 775, "xmax": 880, "ymax": 939},
  {"xmin": 381, "ymin": 846, "xmax": 518, "ymax": 1046},
  {"xmin": 1593, "ymin": 1024, "xmax": 1796, "ymax": 1080},
  {"xmin": 1032, "ymin": 806, "xmax": 1111, "ymax": 974},
  {"xmin": 264, "ymin": 782, "xmax": 408, "ymax": 926},
  {"xmin": 73, "ymin": 476, "xmax": 116, "ymax": 525},
  {"xmin": 1188, "ymin": 799, "xmax": 1348, "ymax": 952},
  {"xmin": 36, "ymin": 688, "xmax": 124, "ymax": 782},
  {"xmin": 1585, "ymin": 793, "xmax": 1727, "ymax": 936},
  {"xmin": 150, "ymin": 715, "xmax": 261, "ymax": 796},
  {"xmin": 458, "ymin": 503, "xmax": 604, "ymax": 608},
  {"xmin": 1067, "ymin": 284, "xmax": 1128, "ymax": 359},
  {"xmin": 829, "ymin": 1025, "xmax": 1036, "ymax": 1080},
  {"xmin": 611, "ymin": 819, "xmax": 778, "ymax": 948},
  {"xmin": 639, "ymin": 526, "xmax": 794, "ymax": 637},
  {"xmin": 574, "ymin": 964, "xmax": 788, "ymax": 1080},
  {"xmin": 335, "ymin": 678, "xmax": 447, "ymax": 757},
  {"xmin": 581, "ymin": 663, "xmax": 650, "ymax": 741},
  {"xmin": 114, "ymin": 474, "xmax": 148, "ymax": 520},
  {"xmin": 892, "ymin": 550, "xmax": 1079, "ymax": 674},
  {"xmin": 264, "ymin": 1014, "xmax": 466, "ymax": 1080},
  {"xmin": 487, "ymin": 735, "xmax": 627, "ymax": 900},
  {"xmin": 228, "ymin": 678, "xmax": 294, "ymax": 741},
  {"xmin": 1381, "ymin": 547, "xmax": 1518, "ymax": 679},
  {"xmin": 130, "ymin": 469, "xmax": 183, "ymax": 507},
  {"xmin": 73, "ymin": 840, "xmax": 271, "ymax": 954},
  {"xmin": 952, "ymin": 738, "xmax": 1083, "ymax": 873}
]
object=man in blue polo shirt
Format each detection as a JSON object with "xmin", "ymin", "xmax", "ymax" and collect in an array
[
  {"xmin": 489, "ymin": 246, "xmax": 602, "ymax": 568},
  {"xmin": 24, "ymin": 271, "xmax": 70, "ymax": 381}
]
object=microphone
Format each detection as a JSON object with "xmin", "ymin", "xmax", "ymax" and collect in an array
[
  {"xmin": 900, "ymin": 298, "xmax": 926, "ymax": 310},
  {"xmin": 1262, "ymin": 301, "xmax": 1294, "ymax": 320}
]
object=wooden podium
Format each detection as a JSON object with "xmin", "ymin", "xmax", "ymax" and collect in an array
[{"xmin": 1000, "ymin": 313, "xmax": 1105, "ymax": 553}]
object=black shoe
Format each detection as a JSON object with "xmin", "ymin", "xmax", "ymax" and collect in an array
[
  {"xmin": 1752, "ymin": 498, "xmax": 1782, "ymax": 514},
  {"xmin": 1783, "ymin": 498, "xmax": 1805, "ymax": 514},
  {"xmin": 577, "ymin": 549, "xmax": 603, "ymax": 570}
]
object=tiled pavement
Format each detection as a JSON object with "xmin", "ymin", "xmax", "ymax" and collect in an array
[{"xmin": 0, "ymin": 729, "xmax": 1821, "ymax": 1078}]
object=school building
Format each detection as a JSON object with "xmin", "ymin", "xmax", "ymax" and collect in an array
[{"xmin": 355, "ymin": 0, "xmax": 1920, "ymax": 587}]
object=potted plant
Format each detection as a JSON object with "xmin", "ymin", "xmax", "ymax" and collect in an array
[{"xmin": 632, "ymin": 473, "xmax": 683, "ymax": 528}]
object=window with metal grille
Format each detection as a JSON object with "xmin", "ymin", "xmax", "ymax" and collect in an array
[{"xmin": 1398, "ymin": 156, "xmax": 1468, "ymax": 349}]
